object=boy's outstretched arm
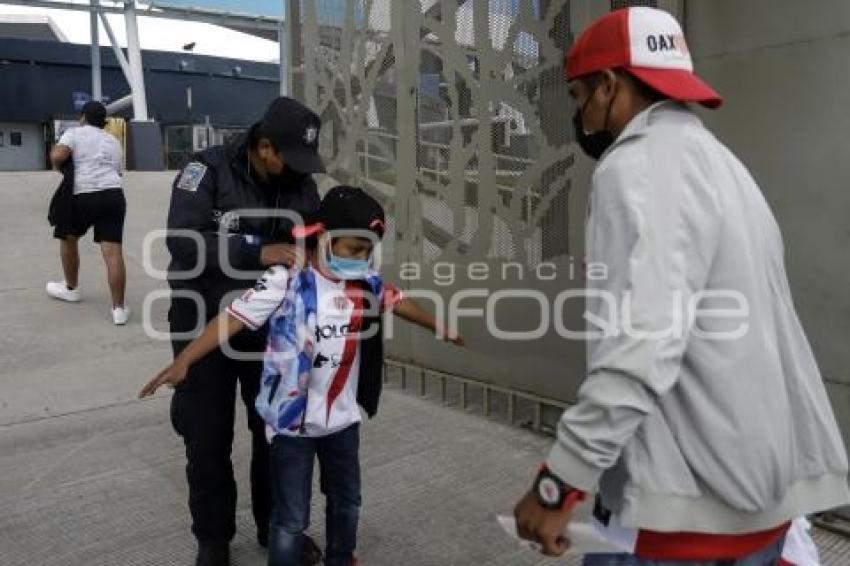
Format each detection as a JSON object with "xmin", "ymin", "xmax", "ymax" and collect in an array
[
  {"xmin": 140, "ymin": 265, "xmax": 291, "ymax": 398},
  {"xmin": 392, "ymin": 297, "xmax": 465, "ymax": 346},
  {"xmin": 139, "ymin": 311, "xmax": 245, "ymax": 398}
]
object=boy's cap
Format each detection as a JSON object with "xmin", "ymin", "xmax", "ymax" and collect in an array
[
  {"xmin": 566, "ymin": 7, "xmax": 722, "ymax": 108},
  {"xmin": 255, "ymin": 96, "xmax": 326, "ymax": 174},
  {"xmin": 82, "ymin": 100, "xmax": 107, "ymax": 127},
  {"xmin": 294, "ymin": 186, "xmax": 385, "ymax": 239}
]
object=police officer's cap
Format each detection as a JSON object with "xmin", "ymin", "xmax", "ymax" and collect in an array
[{"xmin": 255, "ymin": 97, "xmax": 326, "ymax": 174}]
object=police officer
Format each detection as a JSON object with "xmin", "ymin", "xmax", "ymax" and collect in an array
[{"xmin": 166, "ymin": 97, "xmax": 324, "ymax": 566}]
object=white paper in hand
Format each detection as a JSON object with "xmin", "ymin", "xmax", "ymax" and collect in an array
[
  {"xmin": 781, "ymin": 517, "xmax": 820, "ymax": 566},
  {"xmin": 497, "ymin": 515, "xmax": 636, "ymax": 555}
]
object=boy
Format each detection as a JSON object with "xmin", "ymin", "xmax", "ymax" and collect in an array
[{"xmin": 141, "ymin": 186, "xmax": 462, "ymax": 565}]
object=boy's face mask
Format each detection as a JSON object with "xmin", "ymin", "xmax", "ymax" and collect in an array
[
  {"xmin": 326, "ymin": 249, "xmax": 371, "ymax": 280},
  {"xmin": 319, "ymin": 234, "xmax": 373, "ymax": 280}
]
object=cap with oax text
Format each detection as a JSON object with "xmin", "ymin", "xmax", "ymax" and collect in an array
[
  {"xmin": 566, "ymin": 7, "xmax": 722, "ymax": 109},
  {"xmin": 293, "ymin": 186, "xmax": 385, "ymax": 240},
  {"xmin": 255, "ymin": 96, "xmax": 326, "ymax": 174}
]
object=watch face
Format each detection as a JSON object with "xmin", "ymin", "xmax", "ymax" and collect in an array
[{"xmin": 538, "ymin": 476, "xmax": 561, "ymax": 506}]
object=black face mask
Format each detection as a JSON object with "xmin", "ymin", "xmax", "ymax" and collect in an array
[{"xmin": 572, "ymin": 90, "xmax": 616, "ymax": 160}]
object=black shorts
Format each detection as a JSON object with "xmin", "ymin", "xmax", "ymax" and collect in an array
[{"xmin": 54, "ymin": 188, "xmax": 126, "ymax": 243}]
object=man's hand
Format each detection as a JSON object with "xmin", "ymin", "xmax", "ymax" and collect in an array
[
  {"xmin": 260, "ymin": 243, "xmax": 305, "ymax": 268},
  {"xmin": 139, "ymin": 362, "xmax": 189, "ymax": 398},
  {"xmin": 513, "ymin": 489, "xmax": 573, "ymax": 557}
]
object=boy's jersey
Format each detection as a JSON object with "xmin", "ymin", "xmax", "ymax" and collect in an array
[{"xmin": 227, "ymin": 264, "xmax": 402, "ymax": 438}]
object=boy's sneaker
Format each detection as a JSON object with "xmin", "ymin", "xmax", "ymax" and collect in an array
[
  {"xmin": 46, "ymin": 281, "xmax": 81, "ymax": 303},
  {"xmin": 256, "ymin": 530, "xmax": 323, "ymax": 565},
  {"xmin": 112, "ymin": 306, "xmax": 130, "ymax": 325}
]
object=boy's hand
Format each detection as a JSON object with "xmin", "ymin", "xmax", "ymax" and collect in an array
[
  {"xmin": 139, "ymin": 362, "xmax": 189, "ymax": 398},
  {"xmin": 444, "ymin": 331, "xmax": 465, "ymax": 347}
]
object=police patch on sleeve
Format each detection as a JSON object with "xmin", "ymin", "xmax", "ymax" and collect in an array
[{"xmin": 176, "ymin": 162, "xmax": 208, "ymax": 192}]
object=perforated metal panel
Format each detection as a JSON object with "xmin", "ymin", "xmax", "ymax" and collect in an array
[
  {"xmin": 285, "ymin": 0, "xmax": 850, "ymax": 524},
  {"xmin": 290, "ymin": 0, "xmax": 587, "ymax": 399}
]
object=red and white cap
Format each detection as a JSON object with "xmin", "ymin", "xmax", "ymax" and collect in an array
[{"xmin": 566, "ymin": 7, "xmax": 722, "ymax": 109}]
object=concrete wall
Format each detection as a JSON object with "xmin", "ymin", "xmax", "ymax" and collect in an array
[
  {"xmin": 686, "ymin": 0, "xmax": 850, "ymax": 514},
  {"xmin": 0, "ymin": 123, "xmax": 45, "ymax": 171}
]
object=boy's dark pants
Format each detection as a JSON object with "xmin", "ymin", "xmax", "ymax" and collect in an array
[
  {"xmin": 169, "ymin": 296, "xmax": 271, "ymax": 545},
  {"xmin": 268, "ymin": 424, "xmax": 361, "ymax": 566}
]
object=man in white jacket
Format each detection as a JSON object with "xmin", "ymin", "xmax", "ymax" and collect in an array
[{"xmin": 513, "ymin": 7, "xmax": 849, "ymax": 564}]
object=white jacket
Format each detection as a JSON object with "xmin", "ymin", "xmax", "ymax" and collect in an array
[{"xmin": 548, "ymin": 101, "xmax": 849, "ymax": 533}]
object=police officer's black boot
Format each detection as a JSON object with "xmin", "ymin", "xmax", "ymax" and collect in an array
[{"xmin": 195, "ymin": 542, "xmax": 230, "ymax": 566}]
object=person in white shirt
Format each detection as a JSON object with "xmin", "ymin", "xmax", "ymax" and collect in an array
[{"xmin": 47, "ymin": 101, "xmax": 129, "ymax": 325}]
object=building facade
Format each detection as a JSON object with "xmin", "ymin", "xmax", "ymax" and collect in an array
[{"xmin": 0, "ymin": 36, "xmax": 280, "ymax": 170}]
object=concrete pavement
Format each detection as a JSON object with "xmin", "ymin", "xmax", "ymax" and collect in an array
[{"xmin": 0, "ymin": 172, "xmax": 847, "ymax": 565}]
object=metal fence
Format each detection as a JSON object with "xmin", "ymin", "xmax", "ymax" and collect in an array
[
  {"xmin": 286, "ymin": 0, "xmax": 850, "ymax": 523},
  {"xmin": 289, "ymin": 0, "xmax": 590, "ymax": 405}
]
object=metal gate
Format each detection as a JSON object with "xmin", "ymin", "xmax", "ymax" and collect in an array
[
  {"xmin": 284, "ymin": 0, "xmax": 850, "ymax": 524},
  {"xmin": 288, "ymin": 0, "xmax": 588, "ymax": 404}
]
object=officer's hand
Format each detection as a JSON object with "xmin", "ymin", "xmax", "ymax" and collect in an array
[
  {"xmin": 138, "ymin": 362, "xmax": 189, "ymax": 398},
  {"xmin": 260, "ymin": 244, "xmax": 305, "ymax": 268},
  {"xmin": 513, "ymin": 489, "xmax": 573, "ymax": 557}
]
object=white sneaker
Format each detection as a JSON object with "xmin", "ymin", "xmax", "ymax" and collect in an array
[
  {"xmin": 112, "ymin": 306, "xmax": 130, "ymax": 325},
  {"xmin": 46, "ymin": 281, "xmax": 81, "ymax": 303}
]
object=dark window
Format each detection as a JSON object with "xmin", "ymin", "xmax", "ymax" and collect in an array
[
  {"xmin": 0, "ymin": 132, "xmax": 4, "ymax": 147},
  {"xmin": 10, "ymin": 132, "xmax": 22, "ymax": 146}
]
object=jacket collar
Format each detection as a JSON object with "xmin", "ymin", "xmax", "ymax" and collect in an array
[
  {"xmin": 597, "ymin": 100, "xmax": 697, "ymax": 162},
  {"xmin": 226, "ymin": 133, "xmax": 254, "ymax": 185}
]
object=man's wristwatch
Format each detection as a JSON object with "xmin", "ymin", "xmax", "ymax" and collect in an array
[{"xmin": 533, "ymin": 464, "xmax": 585, "ymax": 511}]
